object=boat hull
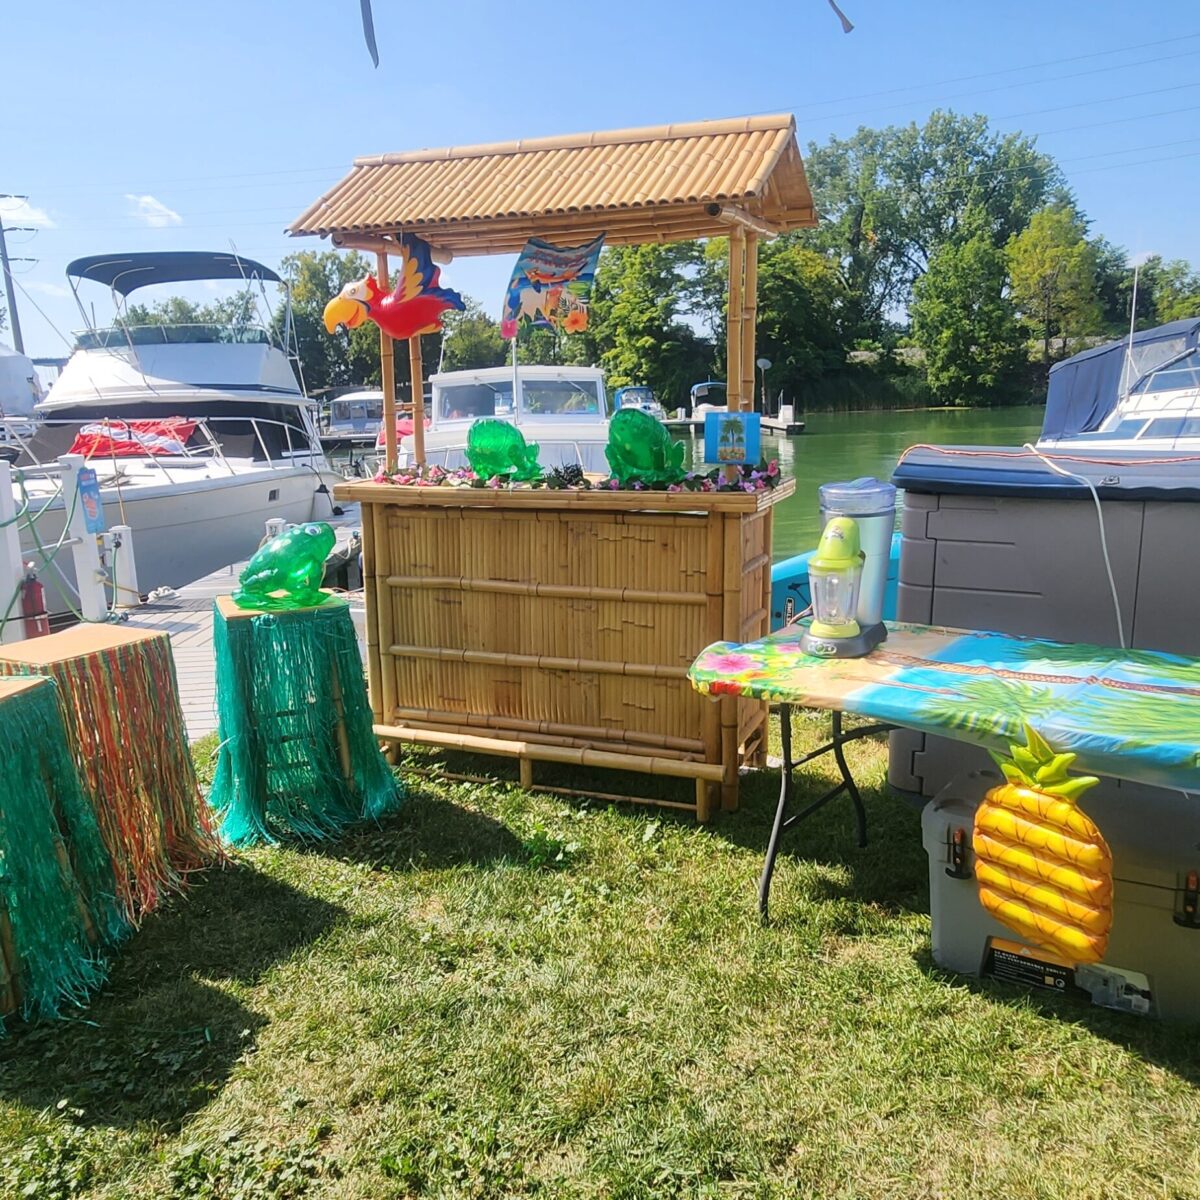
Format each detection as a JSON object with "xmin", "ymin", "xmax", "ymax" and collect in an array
[{"xmin": 18, "ymin": 468, "xmax": 338, "ymax": 617}]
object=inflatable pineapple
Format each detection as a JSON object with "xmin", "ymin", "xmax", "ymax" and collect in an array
[{"xmin": 972, "ymin": 724, "xmax": 1113, "ymax": 964}]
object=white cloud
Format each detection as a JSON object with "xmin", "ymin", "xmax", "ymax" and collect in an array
[
  {"xmin": 124, "ymin": 193, "xmax": 183, "ymax": 228},
  {"xmin": 0, "ymin": 197, "xmax": 55, "ymax": 229},
  {"xmin": 24, "ymin": 281, "xmax": 71, "ymax": 298}
]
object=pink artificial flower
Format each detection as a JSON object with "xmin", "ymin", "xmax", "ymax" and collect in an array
[
  {"xmin": 372, "ymin": 470, "xmax": 388, "ymax": 483},
  {"xmin": 607, "ymin": 478, "xmax": 620, "ymax": 490},
  {"xmin": 486, "ymin": 475, "xmax": 502, "ymax": 489},
  {"xmin": 667, "ymin": 483, "xmax": 683, "ymax": 493},
  {"xmin": 767, "ymin": 460, "xmax": 780, "ymax": 477}
]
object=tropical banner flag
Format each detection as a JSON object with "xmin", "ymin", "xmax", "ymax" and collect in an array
[{"xmin": 501, "ymin": 234, "xmax": 604, "ymax": 340}]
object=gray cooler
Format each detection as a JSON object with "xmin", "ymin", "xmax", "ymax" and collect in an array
[{"xmin": 923, "ymin": 771, "xmax": 1200, "ymax": 1021}]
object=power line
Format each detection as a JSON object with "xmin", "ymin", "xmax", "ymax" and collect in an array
[
  {"xmin": 792, "ymin": 48, "xmax": 1200, "ymax": 127},
  {"xmin": 21, "ymin": 34, "xmax": 1200, "ymax": 200},
  {"xmin": 784, "ymin": 30, "xmax": 1200, "ymax": 113}
]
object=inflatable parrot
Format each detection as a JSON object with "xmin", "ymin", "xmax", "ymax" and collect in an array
[{"xmin": 323, "ymin": 237, "xmax": 465, "ymax": 341}]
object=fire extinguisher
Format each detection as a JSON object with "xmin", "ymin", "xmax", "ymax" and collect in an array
[{"xmin": 21, "ymin": 567, "xmax": 51, "ymax": 639}]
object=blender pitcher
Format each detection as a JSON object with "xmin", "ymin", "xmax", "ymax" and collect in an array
[{"xmin": 817, "ymin": 477, "xmax": 896, "ymax": 631}]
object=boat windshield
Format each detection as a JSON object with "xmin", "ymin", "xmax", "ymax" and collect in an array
[
  {"xmin": 1132, "ymin": 349, "xmax": 1200, "ymax": 394},
  {"xmin": 436, "ymin": 381, "xmax": 515, "ymax": 421},
  {"xmin": 1143, "ymin": 416, "xmax": 1200, "ymax": 439},
  {"xmin": 521, "ymin": 379, "xmax": 602, "ymax": 416},
  {"xmin": 74, "ymin": 324, "xmax": 272, "ymax": 349}
]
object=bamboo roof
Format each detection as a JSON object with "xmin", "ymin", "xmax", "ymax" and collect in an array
[{"xmin": 288, "ymin": 114, "xmax": 816, "ymax": 257}]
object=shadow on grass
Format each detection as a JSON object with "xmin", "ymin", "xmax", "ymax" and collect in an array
[
  {"xmin": 912, "ymin": 945, "xmax": 1200, "ymax": 1086},
  {"xmin": 0, "ymin": 865, "xmax": 344, "ymax": 1131},
  {"xmin": 314, "ymin": 787, "xmax": 525, "ymax": 872},
  {"xmin": 708, "ymin": 758, "xmax": 932, "ymax": 920}
]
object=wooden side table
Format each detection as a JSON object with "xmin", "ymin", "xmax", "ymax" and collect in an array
[
  {"xmin": 208, "ymin": 595, "xmax": 403, "ymax": 846},
  {"xmin": 0, "ymin": 623, "xmax": 220, "ymax": 923},
  {"xmin": 0, "ymin": 676, "xmax": 128, "ymax": 1025}
]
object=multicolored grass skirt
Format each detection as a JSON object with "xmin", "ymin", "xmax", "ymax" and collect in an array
[
  {"xmin": 0, "ymin": 626, "xmax": 223, "ymax": 924},
  {"xmin": 0, "ymin": 677, "xmax": 128, "ymax": 1028},
  {"xmin": 208, "ymin": 597, "xmax": 404, "ymax": 847}
]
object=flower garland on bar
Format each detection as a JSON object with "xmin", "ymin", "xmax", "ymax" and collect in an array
[{"xmin": 370, "ymin": 460, "xmax": 783, "ymax": 493}]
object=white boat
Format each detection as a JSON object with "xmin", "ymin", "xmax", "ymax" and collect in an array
[
  {"xmin": 0, "ymin": 342, "xmax": 42, "ymax": 442},
  {"xmin": 396, "ymin": 364, "xmax": 611, "ymax": 473},
  {"xmin": 321, "ymin": 388, "xmax": 384, "ymax": 448},
  {"xmin": 613, "ymin": 386, "xmax": 667, "ymax": 420},
  {"xmin": 1038, "ymin": 320, "xmax": 1200, "ymax": 455},
  {"xmin": 9, "ymin": 252, "xmax": 341, "ymax": 617},
  {"xmin": 1039, "ymin": 343, "xmax": 1200, "ymax": 453}
]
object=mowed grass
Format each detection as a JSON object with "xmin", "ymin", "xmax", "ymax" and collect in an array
[{"xmin": 3, "ymin": 714, "xmax": 1200, "ymax": 1199}]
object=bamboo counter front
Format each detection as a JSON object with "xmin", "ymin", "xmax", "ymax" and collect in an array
[{"xmin": 336, "ymin": 480, "xmax": 793, "ymax": 820}]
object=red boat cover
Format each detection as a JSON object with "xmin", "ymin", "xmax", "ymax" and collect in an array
[{"xmin": 69, "ymin": 418, "xmax": 197, "ymax": 458}]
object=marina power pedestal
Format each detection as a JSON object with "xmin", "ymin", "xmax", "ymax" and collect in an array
[{"xmin": 923, "ymin": 771, "xmax": 1200, "ymax": 1021}]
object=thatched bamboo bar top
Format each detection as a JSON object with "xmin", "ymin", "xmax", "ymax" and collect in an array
[{"xmin": 288, "ymin": 115, "xmax": 816, "ymax": 256}]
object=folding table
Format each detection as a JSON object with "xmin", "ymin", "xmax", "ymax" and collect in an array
[{"xmin": 688, "ymin": 621, "xmax": 1200, "ymax": 919}]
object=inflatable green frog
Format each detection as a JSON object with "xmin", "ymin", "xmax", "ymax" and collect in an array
[
  {"xmin": 605, "ymin": 408, "xmax": 686, "ymax": 487},
  {"xmin": 466, "ymin": 419, "xmax": 542, "ymax": 482},
  {"xmin": 232, "ymin": 521, "xmax": 338, "ymax": 610}
]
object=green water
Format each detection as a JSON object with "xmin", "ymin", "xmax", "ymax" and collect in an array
[{"xmin": 757, "ymin": 405, "xmax": 1045, "ymax": 560}]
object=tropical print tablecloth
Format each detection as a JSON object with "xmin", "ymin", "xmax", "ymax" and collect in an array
[{"xmin": 688, "ymin": 622, "xmax": 1200, "ymax": 794}]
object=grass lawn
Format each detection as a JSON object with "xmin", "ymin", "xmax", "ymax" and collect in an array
[{"xmin": 3, "ymin": 714, "xmax": 1200, "ymax": 1198}]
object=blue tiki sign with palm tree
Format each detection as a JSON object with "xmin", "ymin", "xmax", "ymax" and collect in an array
[{"xmin": 704, "ymin": 411, "xmax": 761, "ymax": 465}]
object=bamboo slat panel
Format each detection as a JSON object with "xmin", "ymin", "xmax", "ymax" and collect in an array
[{"xmin": 339, "ymin": 483, "xmax": 793, "ymax": 819}]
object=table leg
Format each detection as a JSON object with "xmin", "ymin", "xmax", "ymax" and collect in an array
[
  {"xmin": 832, "ymin": 710, "xmax": 869, "ymax": 849},
  {"xmin": 758, "ymin": 711, "xmax": 897, "ymax": 922},
  {"xmin": 758, "ymin": 704, "xmax": 793, "ymax": 921}
]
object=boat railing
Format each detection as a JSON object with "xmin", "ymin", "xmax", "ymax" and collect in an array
[
  {"xmin": 73, "ymin": 323, "xmax": 273, "ymax": 349},
  {"xmin": 8, "ymin": 414, "xmax": 323, "ymax": 488}
]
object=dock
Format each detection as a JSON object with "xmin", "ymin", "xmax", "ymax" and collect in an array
[
  {"xmin": 126, "ymin": 508, "xmax": 365, "ymax": 740},
  {"xmin": 663, "ymin": 415, "xmax": 806, "ymax": 436}
]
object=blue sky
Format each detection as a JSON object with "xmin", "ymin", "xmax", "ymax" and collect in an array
[{"xmin": 5, "ymin": 0, "xmax": 1200, "ymax": 358}]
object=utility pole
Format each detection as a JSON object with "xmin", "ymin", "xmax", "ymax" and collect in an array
[{"xmin": 0, "ymin": 196, "xmax": 32, "ymax": 354}]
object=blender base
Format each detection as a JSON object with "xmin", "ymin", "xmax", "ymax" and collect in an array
[{"xmin": 800, "ymin": 621, "xmax": 887, "ymax": 659}]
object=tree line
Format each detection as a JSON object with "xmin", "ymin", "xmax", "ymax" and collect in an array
[{"xmin": 122, "ymin": 109, "xmax": 1200, "ymax": 411}]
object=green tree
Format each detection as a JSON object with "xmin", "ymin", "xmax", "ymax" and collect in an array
[
  {"xmin": 911, "ymin": 215, "xmax": 1027, "ymax": 406},
  {"xmin": 1144, "ymin": 256, "xmax": 1200, "ymax": 324},
  {"xmin": 755, "ymin": 239, "xmax": 851, "ymax": 402},
  {"xmin": 585, "ymin": 243, "xmax": 713, "ymax": 407},
  {"xmin": 439, "ymin": 298, "xmax": 507, "ymax": 371},
  {"xmin": 1006, "ymin": 204, "xmax": 1100, "ymax": 360},
  {"xmin": 122, "ymin": 291, "xmax": 258, "ymax": 329},
  {"xmin": 275, "ymin": 250, "xmax": 380, "ymax": 393},
  {"xmin": 802, "ymin": 110, "xmax": 1060, "ymax": 341}
]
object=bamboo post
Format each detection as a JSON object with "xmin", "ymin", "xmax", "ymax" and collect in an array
[
  {"xmin": 408, "ymin": 334, "xmax": 426, "ymax": 468},
  {"xmin": 376, "ymin": 252, "xmax": 398, "ymax": 472},
  {"xmin": 726, "ymin": 227, "xmax": 745, "ymax": 411},
  {"xmin": 740, "ymin": 231, "xmax": 758, "ymax": 412},
  {"xmin": 721, "ymin": 511, "xmax": 744, "ymax": 811}
]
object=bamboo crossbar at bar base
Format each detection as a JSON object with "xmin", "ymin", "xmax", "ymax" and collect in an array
[
  {"xmin": 389, "ymin": 704, "xmax": 705, "ymax": 753},
  {"xmin": 385, "ymin": 643, "xmax": 689, "ymax": 680},
  {"xmin": 373, "ymin": 723, "xmax": 727, "ymax": 783},
  {"xmin": 386, "ymin": 717, "xmax": 703, "ymax": 763},
  {"xmin": 385, "ymin": 575, "xmax": 708, "ymax": 607},
  {"xmin": 407, "ymin": 766, "xmax": 702, "ymax": 815}
]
